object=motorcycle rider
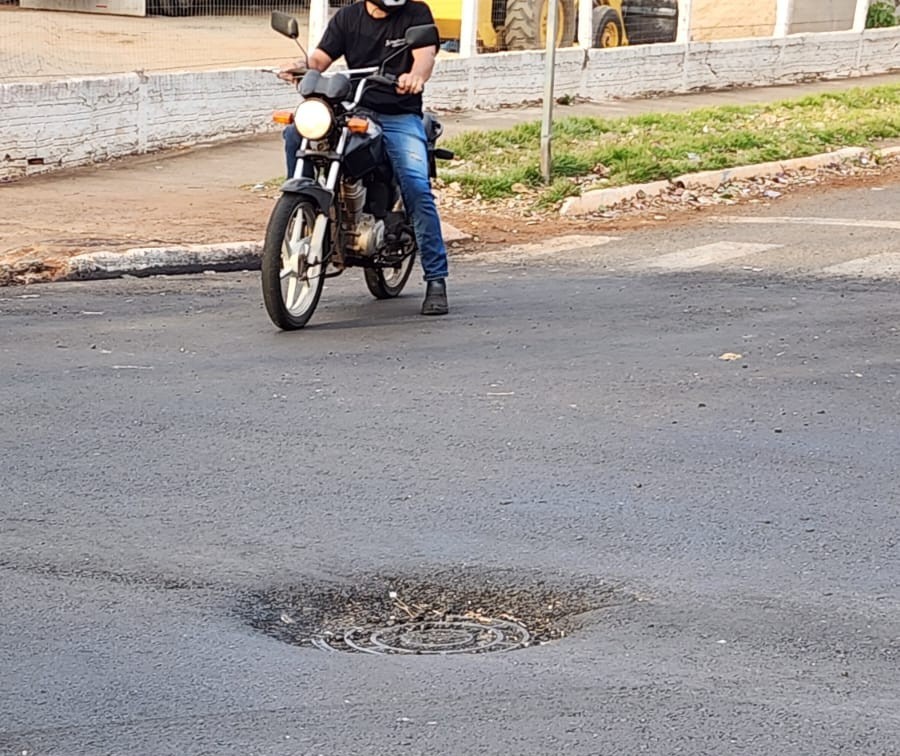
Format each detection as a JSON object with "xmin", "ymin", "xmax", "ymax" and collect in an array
[{"xmin": 279, "ymin": 0, "xmax": 449, "ymax": 316}]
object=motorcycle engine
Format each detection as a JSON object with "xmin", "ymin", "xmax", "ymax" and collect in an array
[
  {"xmin": 349, "ymin": 215, "xmax": 385, "ymax": 257},
  {"xmin": 341, "ymin": 180, "xmax": 384, "ymax": 257}
]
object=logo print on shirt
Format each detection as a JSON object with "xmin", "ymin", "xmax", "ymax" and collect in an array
[{"xmin": 385, "ymin": 38, "xmax": 406, "ymax": 48}]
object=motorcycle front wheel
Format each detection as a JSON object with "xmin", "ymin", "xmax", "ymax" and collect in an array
[
  {"xmin": 364, "ymin": 251, "xmax": 416, "ymax": 299},
  {"xmin": 261, "ymin": 196, "xmax": 326, "ymax": 330}
]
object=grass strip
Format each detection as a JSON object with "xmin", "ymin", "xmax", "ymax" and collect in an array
[{"xmin": 439, "ymin": 85, "xmax": 900, "ymax": 205}]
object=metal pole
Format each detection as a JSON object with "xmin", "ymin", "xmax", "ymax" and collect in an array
[{"xmin": 540, "ymin": 0, "xmax": 559, "ymax": 184}]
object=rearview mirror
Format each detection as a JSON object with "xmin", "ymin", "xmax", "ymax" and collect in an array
[
  {"xmin": 271, "ymin": 11, "xmax": 300, "ymax": 40},
  {"xmin": 404, "ymin": 24, "xmax": 440, "ymax": 49}
]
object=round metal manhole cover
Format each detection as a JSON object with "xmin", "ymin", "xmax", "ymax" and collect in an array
[
  {"xmin": 312, "ymin": 615, "xmax": 531, "ymax": 655},
  {"xmin": 243, "ymin": 569, "xmax": 620, "ymax": 656}
]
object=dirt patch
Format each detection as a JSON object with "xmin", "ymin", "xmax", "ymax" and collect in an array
[
  {"xmin": 242, "ymin": 568, "xmax": 620, "ymax": 654},
  {"xmin": 0, "ymin": 5, "xmax": 311, "ymax": 81}
]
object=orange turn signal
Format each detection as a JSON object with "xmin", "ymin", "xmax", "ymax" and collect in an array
[
  {"xmin": 272, "ymin": 110, "xmax": 294, "ymax": 125},
  {"xmin": 347, "ymin": 116, "xmax": 370, "ymax": 134}
]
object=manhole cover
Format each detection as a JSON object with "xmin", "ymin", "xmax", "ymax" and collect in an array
[
  {"xmin": 312, "ymin": 615, "xmax": 531, "ymax": 655},
  {"xmin": 243, "ymin": 568, "xmax": 620, "ymax": 655}
]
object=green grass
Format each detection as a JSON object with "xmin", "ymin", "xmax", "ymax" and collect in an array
[{"xmin": 439, "ymin": 85, "xmax": 900, "ymax": 204}]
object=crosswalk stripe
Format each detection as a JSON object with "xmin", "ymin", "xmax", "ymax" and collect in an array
[
  {"xmin": 507, "ymin": 235, "xmax": 619, "ymax": 255},
  {"xmin": 718, "ymin": 216, "xmax": 900, "ymax": 231},
  {"xmin": 822, "ymin": 253, "xmax": 900, "ymax": 277},
  {"xmin": 460, "ymin": 234, "xmax": 619, "ymax": 264},
  {"xmin": 631, "ymin": 242, "xmax": 781, "ymax": 271}
]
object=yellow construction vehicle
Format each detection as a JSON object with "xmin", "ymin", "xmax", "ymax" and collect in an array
[{"xmin": 429, "ymin": 0, "xmax": 629, "ymax": 51}]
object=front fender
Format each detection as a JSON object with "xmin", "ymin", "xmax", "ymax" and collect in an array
[{"xmin": 279, "ymin": 178, "xmax": 334, "ymax": 214}]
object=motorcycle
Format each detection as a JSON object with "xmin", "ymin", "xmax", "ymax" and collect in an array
[{"xmin": 263, "ymin": 12, "xmax": 454, "ymax": 330}]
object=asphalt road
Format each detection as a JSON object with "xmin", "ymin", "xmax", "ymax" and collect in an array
[{"xmin": 1, "ymin": 181, "xmax": 899, "ymax": 756}]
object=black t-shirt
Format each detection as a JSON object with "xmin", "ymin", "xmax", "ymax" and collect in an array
[{"xmin": 317, "ymin": 1, "xmax": 436, "ymax": 115}]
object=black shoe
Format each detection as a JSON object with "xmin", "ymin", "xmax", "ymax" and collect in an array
[{"xmin": 421, "ymin": 279, "xmax": 449, "ymax": 316}]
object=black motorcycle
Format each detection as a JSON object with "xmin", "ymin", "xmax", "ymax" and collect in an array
[{"xmin": 263, "ymin": 12, "xmax": 453, "ymax": 330}]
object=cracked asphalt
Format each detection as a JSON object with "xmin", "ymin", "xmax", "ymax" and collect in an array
[{"xmin": 1, "ymin": 179, "xmax": 899, "ymax": 756}]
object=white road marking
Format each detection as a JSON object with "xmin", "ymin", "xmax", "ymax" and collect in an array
[
  {"xmin": 633, "ymin": 242, "xmax": 781, "ymax": 271},
  {"xmin": 500, "ymin": 234, "xmax": 619, "ymax": 255},
  {"xmin": 718, "ymin": 216, "xmax": 900, "ymax": 231},
  {"xmin": 460, "ymin": 234, "xmax": 619, "ymax": 264},
  {"xmin": 822, "ymin": 253, "xmax": 900, "ymax": 277}
]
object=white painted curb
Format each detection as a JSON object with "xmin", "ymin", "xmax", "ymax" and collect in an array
[{"xmin": 560, "ymin": 146, "xmax": 893, "ymax": 217}]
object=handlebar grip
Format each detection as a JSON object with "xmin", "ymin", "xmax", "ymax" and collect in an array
[{"xmin": 369, "ymin": 73, "xmax": 398, "ymax": 88}]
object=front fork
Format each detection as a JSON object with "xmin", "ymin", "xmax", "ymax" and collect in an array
[
  {"xmin": 292, "ymin": 128, "xmax": 348, "ymax": 192},
  {"xmin": 288, "ymin": 127, "xmax": 350, "ymax": 268}
]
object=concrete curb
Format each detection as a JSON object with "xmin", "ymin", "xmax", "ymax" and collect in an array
[
  {"xmin": 61, "ymin": 242, "xmax": 264, "ymax": 280},
  {"xmin": 6, "ymin": 221, "xmax": 472, "ymax": 285},
  {"xmin": 560, "ymin": 146, "xmax": 892, "ymax": 217}
]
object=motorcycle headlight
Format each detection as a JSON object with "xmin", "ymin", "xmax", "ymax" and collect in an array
[{"xmin": 294, "ymin": 99, "xmax": 334, "ymax": 141}]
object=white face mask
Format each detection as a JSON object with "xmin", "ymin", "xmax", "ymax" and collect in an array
[{"xmin": 369, "ymin": 0, "xmax": 406, "ymax": 14}]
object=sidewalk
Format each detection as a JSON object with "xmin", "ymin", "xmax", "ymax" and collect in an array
[{"xmin": 3, "ymin": 71, "xmax": 900, "ymax": 279}]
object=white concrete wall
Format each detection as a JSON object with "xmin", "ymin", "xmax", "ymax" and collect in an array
[
  {"xmin": 3, "ymin": 27, "xmax": 900, "ymax": 181},
  {"xmin": 20, "ymin": 0, "xmax": 145, "ymax": 15},
  {"xmin": 1, "ymin": 70, "xmax": 293, "ymax": 181}
]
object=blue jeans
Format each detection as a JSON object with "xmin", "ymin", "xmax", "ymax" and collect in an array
[{"xmin": 283, "ymin": 114, "xmax": 448, "ymax": 282}]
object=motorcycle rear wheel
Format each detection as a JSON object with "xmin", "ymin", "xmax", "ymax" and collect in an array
[
  {"xmin": 364, "ymin": 251, "xmax": 417, "ymax": 299},
  {"xmin": 261, "ymin": 196, "xmax": 326, "ymax": 330}
]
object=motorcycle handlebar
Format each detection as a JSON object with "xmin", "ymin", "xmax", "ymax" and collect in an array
[
  {"xmin": 367, "ymin": 73, "xmax": 398, "ymax": 88},
  {"xmin": 268, "ymin": 66, "xmax": 398, "ymax": 108}
]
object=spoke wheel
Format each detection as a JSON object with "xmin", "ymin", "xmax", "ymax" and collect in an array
[{"xmin": 261, "ymin": 196, "xmax": 326, "ymax": 330}]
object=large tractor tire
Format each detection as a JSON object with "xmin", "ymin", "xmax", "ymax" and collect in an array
[
  {"xmin": 593, "ymin": 6, "xmax": 625, "ymax": 48},
  {"xmin": 503, "ymin": 0, "xmax": 577, "ymax": 51},
  {"xmin": 621, "ymin": 0, "xmax": 678, "ymax": 45},
  {"xmin": 151, "ymin": 0, "xmax": 196, "ymax": 16}
]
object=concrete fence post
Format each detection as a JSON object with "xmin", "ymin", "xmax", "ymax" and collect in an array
[
  {"xmin": 578, "ymin": 0, "xmax": 594, "ymax": 47},
  {"xmin": 852, "ymin": 0, "xmax": 870, "ymax": 32},
  {"xmin": 308, "ymin": 0, "xmax": 329, "ymax": 53},
  {"xmin": 773, "ymin": 0, "xmax": 795, "ymax": 36},
  {"xmin": 675, "ymin": 0, "xmax": 693, "ymax": 44},
  {"xmin": 459, "ymin": 0, "xmax": 480, "ymax": 57}
]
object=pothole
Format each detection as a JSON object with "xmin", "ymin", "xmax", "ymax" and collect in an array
[{"xmin": 243, "ymin": 568, "xmax": 621, "ymax": 655}]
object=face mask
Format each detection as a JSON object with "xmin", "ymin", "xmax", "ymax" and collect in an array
[{"xmin": 369, "ymin": 0, "xmax": 406, "ymax": 14}]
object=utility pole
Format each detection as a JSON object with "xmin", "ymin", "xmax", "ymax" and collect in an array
[{"xmin": 540, "ymin": 0, "xmax": 559, "ymax": 184}]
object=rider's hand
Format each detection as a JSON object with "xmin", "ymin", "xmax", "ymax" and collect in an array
[
  {"xmin": 396, "ymin": 72, "xmax": 425, "ymax": 95},
  {"xmin": 277, "ymin": 60, "xmax": 307, "ymax": 82}
]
